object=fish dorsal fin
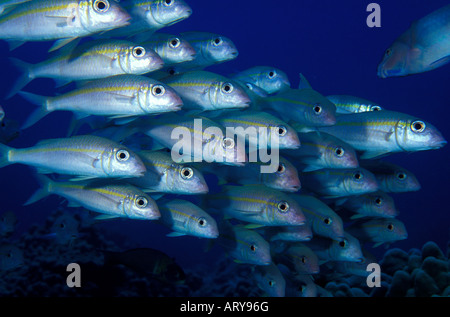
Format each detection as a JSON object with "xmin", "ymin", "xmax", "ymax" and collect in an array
[{"xmin": 298, "ymin": 73, "xmax": 312, "ymax": 90}]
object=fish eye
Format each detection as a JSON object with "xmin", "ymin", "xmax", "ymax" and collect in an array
[
  {"xmin": 411, "ymin": 120, "xmax": 426, "ymax": 133},
  {"xmin": 222, "ymin": 137, "xmax": 235, "ymax": 149},
  {"xmin": 338, "ymin": 239, "xmax": 347, "ymax": 248},
  {"xmin": 387, "ymin": 223, "xmax": 394, "ymax": 231},
  {"xmin": 374, "ymin": 197, "xmax": 383, "ymax": 206},
  {"xmin": 116, "ymin": 149, "xmax": 130, "ymax": 162},
  {"xmin": 198, "ymin": 217, "xmax": 207, "ymax": 227},
  {"xmin": 353, "ymin": 171, "xmax": 363, "ymax": 180},
  {"xmin": 277, "ymin": 201, "xmax": 289, "ymax": 213},
  {"xmin": 212, "ymin": 37, "xmax": 223, "ymax": 46},
  {"xmin": 277, "ymin": 126, "xmax": 287, "ymax": 136},
  {"xmin": 268, "ymin": 71, "xmax": 276, "ymax": 79},
  {"xmin": 180, "ymin": 167, "xmax": 193, "ymax": 180},
  {"xmin": 323, "ymin": 217, "xmax": 332, "ymax": 225},
  {"xmin": 385, "ymin": 48, "xmax": 392, "ymax": 56},
  {"xmin": 169, "ymin": 38, "xmax": 181, "ymax": 49},
  {"xmin": 221, "ymin": 82, "xmax": 234, "ymax": 94},
  {"xmin": 152, "ymin": 85, "xmax": 166, "ymax": 96},
  {"xmin": 313, "ymin": 104, "xmax": 322, "ymax": 115},
  {"xmin": 268, "ymin": 280, "xmax": 274, "ymax": 287},
  {"xmin": 135, "ymin": 196, "xmax": 148, "ymax": 208},
  {"xmin": 277, "ymin": 163, "xmax": 286, "ymax": 174},
  {"xmin": 59, "ymin": 223, "xmax": 65, "ymax": 228},
  {"xmin": 396, "ymin": 172, "xmax": 407, "ymax": 180},
  {"xmin": 334, "ymin": 147, "xmax": 345, "ymax": 157},
  {"xmin": 93, "ymin": 0, "xmax": 110, "ymax": 13},
  {"xmin": 371, "ymin": 106, "xmax": 382, "ymax": 111},
  {"xmin": 250, "ymin": 244, "xmax": 257, "ymax": 252},
  {"xmin": 164, "ymin": 0, "xmax": 173, "ymax": 6},
  {"xmin": 132, "ymin": 46, "xmax": 146, "ymax": 58}
]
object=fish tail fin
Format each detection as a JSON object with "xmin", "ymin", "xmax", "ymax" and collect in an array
[
  {"xmin": 0, "ymin": 143, "xmax": 13, "ymax": 168},
  {"xmin": 7, "ymin": 58, "xmax": 35, "ymax": 99},
  {"xmin": 23, "ymin": 174, "xmax": 54, "ymax": 206},
  {"xmin": 18, "ymin": 91, "xmax": 51, "ymax": 129}
]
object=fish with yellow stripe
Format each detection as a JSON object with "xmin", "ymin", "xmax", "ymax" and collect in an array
[
  {"xmin": 216, "ymin": 111, "xmax": 300, "ymax": 150},
  {"xmin": 101, "ymin": 0, "xmax": 192, "ymax": 39},
  {"xmin": 259, "ymin": 88, "xmax": 337, "ymax": 127},
  {"xmin": 230, "ymin": 66, "xmax": 291, "ymax": 95},
  {"xmin": 165, "ymin": 31, "xmax": 238, "ymax": 71},
  {"xmin": 0, "ymin": 135, "xmax": 146, "ymax": 179},
  {"xmin": 129, "ymin": 113, "xmax": 248, "ymax": 166},
  {"xmin": 0, "ymin": 0, "xmax": 130, "ymax": 50},
  {"xmin": 311, "ymin": 110, "xmax": 447, "ymax": 159},
  {"xmin": 140, "ymin": 32, "xmax": 196, "ymax": 66},
  {"xmin": 160, "ymin": 70, "xmax": 251, "ymax": 111},
  {"xmin": 127, "ymin": 150, "xmax": 209, "ymax": 195},
  {"xmin": 326, "ymin": 95, "xmax": 384, "ymax": 114},
  {"xmin": 24, "ymin": 175, "xmax": 160, "ymax": 220},
  {"xmin": 285, "ymin": 131, "xmax": 359, "ymax": 172},
  {"xmin": 18, "ymin": 74, "xmax": 183, "ymax": 129},
  {"xmin": 216, "ymin": 221, "xmax": 271, "ymax": 265},
  {"xmin": 346, "ymin": 218, "xmax": 408, "ymax": 247},
  {"xmin": 157, "ymin": 199, "xmax": 218, "ymax": 238},
  {"xmin": 207, "ymin": 184, "xmax": 305, "ymax": 227},
  {"xmin": 7, "ymin": 39, "xmax": 164, "ymax": 98},
  {"xmin": 300, "ymin": 167, "xmax": 379, "ymax": 199},
  {"xmin": 292, "ymin": 194, "xmax": 345, "ymax": 241}
]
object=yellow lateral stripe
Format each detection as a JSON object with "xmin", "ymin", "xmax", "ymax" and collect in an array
[
  {"xmin": 24, "ymin": 147, "xmax": 103, "ymax": 154},
  {"xmin": 335, "ymin": 121, "xmax": 398, "ymax": 127},
  {"xmin": 221, "ymin": 118, "xmax": 269, "ymax": 128},
  {"xmin": 0, "ymin": 2, "xmax": 88, "ymax": 23},
  {"xmin": 65, "ymin": 86, "xmax": 140, "ymax": 97},
  {"xmin": 61, "ymin": 184, "xmax": 128, "ymax": 200},
  {"xmin": 165, "ymin": 206, "xmax": 196, "ymax": 222},
  {"xmin": 169, "ymin": 82, "xmax": 218, "ymax": 89},
  {"xmin": 229, "ymin": 196, "xmax": 278, "ymax": 208}
]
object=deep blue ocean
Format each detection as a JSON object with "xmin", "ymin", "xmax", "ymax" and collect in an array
[{"xmin": 0, "ymin": 0, "xmax": 448, "ymax": 298}]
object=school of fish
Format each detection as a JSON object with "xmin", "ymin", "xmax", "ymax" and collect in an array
[{"xmin": 0, "ymin": 0, "xmax": 448, "ymax": 297}]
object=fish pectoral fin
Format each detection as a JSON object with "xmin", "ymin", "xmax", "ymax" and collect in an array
[
  {"xmin": 166, "ymin": 232, "xmax": 186, "ymax": 237},
  {"xmin": 429, "ymin": 55, "xmax": 450, "ymax": 69},
  {"xmin": 49, "ymin": 37, "xmax": 79, "ymax": 53},
  {"xmin": 359, "ymin": 150, "xmax": 391, "ymax": 159},
  {"xmin": 95, "ymin": 214, "xmax": 120, "ymax": 220}
]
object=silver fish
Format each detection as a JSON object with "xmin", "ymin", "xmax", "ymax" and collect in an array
[
  {"xmin": 231, "ymin": 66, "xmax": 291, "ymax": 94},
  {"xmin": 19, "ymin": 74, "xmax": 183, "ymax": 129},
  {"xmin": 217, "ymin": 222, "xmax": 271, "ymax": 265},
  {"xmin": 25, "ymin": 175, "xmax": 160, "ymax": 220},
  {"xmin": 336, "ymin": 190, "xmax": 398, "ymax": 219},
  {"xmin": 285, "ymin": 131, "xmax": 359, "ymax": 172},
  {"xmin": 361, "ymin": 160, "xmax": 421, "ymax": 193},
  {"xmin": 169, "ymin": 31, "xmax": 238, "ymax": 71},
  {"xmin": 253, "ymin": 262, "xmax": 286, "ymax": 297},
  {"xmin": 300, "ymin": 167, "xmax": 379, "ymax": 199},
  {"xmin": 306, "ymin": 233, "xmax": 364, "ymax": 263},
  {"xmin": 8, "ymin": 39, "xmax": 164, "ymax": 98},
  {"xmin": 0, "ymin": 0, "xmax": 131, "ymax": 50},
  {"xmin": 216, "ymin": 110, "xmax": 301, "ymax": 150},
  {"xmin": 132, "ymin": 114, "xmax": 247, "ymax": 166},
  {"xmin": 0, "ymin": 135, "xmax": 146, "ymax": 178},
  {"xmin": 346, "ymin": 218, "xmax": 408, "ymax": 247},
  {"xmin": 313, "ymin": 110, "xmax": 447, "ymax": 159},
  {"xmin": 327, "ymin": 95, "xmax": 384, "ymax": 114},
  {"xmin": 158, "ymin": 199, "xmax": 218, "ymax": 238},
  {"xmin": 292, "ymin": 194, "xmax": 345, "ymax": 241},
  {"xmin": 272, "ymin": 242, "xmax": 320, "ymax": 275},
  {"xmin": 160, "ymin": 70, "xmax": 251, "ymax": 111},
  {"xmin": 127, "ymin": 150, "xmax": 209, "ymax": 195},
  {"xmin": 141, "ymin": 33, "xmax": 196, "ymax": 66},
  {"xmin": 208, "ymin": 184, "xmax": 305, "ymax": 227}
]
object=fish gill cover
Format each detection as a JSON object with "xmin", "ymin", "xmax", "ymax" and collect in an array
[{"xmin": 0, "ymin": 0, "xmax": 449, "ymax": 299}]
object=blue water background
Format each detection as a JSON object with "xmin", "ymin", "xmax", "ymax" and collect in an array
[{"xmin": 0, "ymin": 0, "xmax": 448, "ymax": 269}]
